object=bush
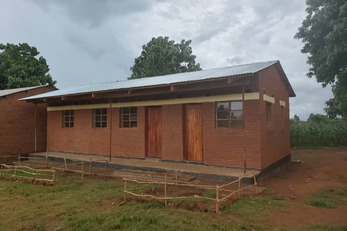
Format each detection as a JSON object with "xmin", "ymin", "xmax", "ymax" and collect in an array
[{"xmin": 290, "ymin": 115, "xmax": 347, "ymax": 147}]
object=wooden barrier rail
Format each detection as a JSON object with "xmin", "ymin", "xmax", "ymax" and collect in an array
[
  {"xmin": 123, "ymin": 171, "xmax": 258, "ymax": 214},
  {"xmin": 0, "ymin": 164, "xmax": 55, "ymax": 184},
  {"xmin": 13, "ymin": 154, "xmax": 110, "ymax": 179}
]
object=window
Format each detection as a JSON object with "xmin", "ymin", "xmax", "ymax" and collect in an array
[
  {"xmin": 93, "ymin": 108, "xmax": 107, "ymax": 128},
  {"xmin": 266, "ymin": 102, "xmax": 272, "ymax": 128},
  {"xmin": 62, "ymin": 110, "xmax": 74, "ymax": 128},
  {"xmin": 120, "ymin": 107, "xmax": 137, "ymax": 128},
  {"xmin": 216, "ymin": 101, "xmax": 243, "ymax": 128}
]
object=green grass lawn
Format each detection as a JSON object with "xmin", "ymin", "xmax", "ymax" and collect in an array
[{"xmin": 0, "ymin": 172, "xmax": 346, "ymax": 231}]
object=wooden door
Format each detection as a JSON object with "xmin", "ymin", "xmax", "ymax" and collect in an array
[
  {"xmin": 185, "ymin": 104, "xmax": 203, "ymax": 161},
  {"xmin": 147, "ymin": 107, "xmax": 162, "ymax": 158}
]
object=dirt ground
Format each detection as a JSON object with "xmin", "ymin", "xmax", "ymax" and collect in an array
[{"xmin": 259, "ymin": 148, "xmax": 347, "ymax": 229}]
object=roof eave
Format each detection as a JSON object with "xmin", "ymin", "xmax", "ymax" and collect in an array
[
  {"xmin": 274, "ymin": 62, "xmax": 296, "ymax": 97},
  {"xmin": 21, "ymin": 73, "xmax": 256, "ymax": 102}
]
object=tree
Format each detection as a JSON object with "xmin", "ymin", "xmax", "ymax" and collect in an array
[
  {"xmin": 307, "ymin": 113, "xmax": 329, "ymax": 124},
  {"xmin": 295, "ymin": 0, "xmax": 347, "ymax": 118},
  {"xmin": 130, "ymin": 36, "xmax": 201, "ymax": 79},
  {"xmin": 0, "ymin": 43, "xmax": 56, "ymax": 89}
]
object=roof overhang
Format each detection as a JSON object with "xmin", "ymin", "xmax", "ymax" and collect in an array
[{"xmin": 22, "ymin": 74, "xmax": 256, "ymax": 103}]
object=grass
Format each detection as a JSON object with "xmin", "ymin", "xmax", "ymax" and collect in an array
[
  {"xmin": 0, "ymin": 171, "xmax": 345, "ymax": 231},
  {"xmin": 222, "ymin": 192, "xmax": 289, "ymax": 225},
  {"xmin": 301, "ymin": 224, "xmax": 347, "ymax": 231},
  {"xmin": 308, "ymin": 188, "xmax": 347, "ymax": 208}
]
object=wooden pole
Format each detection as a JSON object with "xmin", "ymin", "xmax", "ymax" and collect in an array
[
  {"xmin": 104, "ymin": 160, "xmax": 108, "ymax": 178},
  {"xmin": 243, "ymin": 130, "xmax": 247, "ymax": 175},
  {"xmin": 13, "ymin": 167, "xmax": 17, "ymax": 180},
  {"xmin": 164, "ymin": 174, "xmax": 168, "ymax": 207},
  {"xmin": 253, "ymin": 170, "xmax": 258, "ymax": 194},
  {"xmin": 175, "ymin": 168, "xmax": 178, "ymax": 185},
  {"xmin": 242, "ymin": 85, "xmax": 247, "ymax": 175},
  {"xmin": 215, "ymin": 185, "xmax": 219, "ymax": 214},
  {"xmin": 34, "ymin": 103, "xmax": 37, "ymax": 152},
  {"xmin": 89, "ymin": 158, "xmax": 92, "ymax": 176},
  {"xmin": 238, "ymin": 176, "xmax": 241, "ymax": 198},
  {"xmin": 64, "ymin": 155, "xmax": 67, "ymax": 172},
  {"xmin": 45, "ymin": 153, "xmax": 48, "ymax": 168},
  {"xmin": 151, "ymin": 174, "xmax": 154, "ymax": 191},
  {"xmin": 18, "ymin": 154, "xmax": 21, "ymax": 165},
  {"xmin": 81, "ymin": 161, "xmax": 84, "ymax": 180},
  {"xmin": 123, "ymin": 179, "xmax": 127, "ymax": 201},
  {"xmin": 109, "ymin": 99, "xmax": 113, "ymax": 162},
  {"xmin": 52, "ymin": 171, "xmax": 55, "ymax": 182}
]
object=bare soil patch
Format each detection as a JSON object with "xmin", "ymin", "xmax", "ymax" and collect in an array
[{"xmin": 260, "ymin": 148, "xmax": 347, "ymax": 229}]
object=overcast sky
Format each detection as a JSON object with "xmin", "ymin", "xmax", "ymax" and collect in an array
[{"xmin": 1, "ymin": 0, "xmax": 333, "ymax": 120}]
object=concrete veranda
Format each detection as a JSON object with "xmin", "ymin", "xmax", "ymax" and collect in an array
[{"xmin": 28, "ymin": 151, "xmax": 260, "ymax": 182}]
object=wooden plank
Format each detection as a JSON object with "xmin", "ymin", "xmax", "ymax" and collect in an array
[
  {"xmin": 147, "ymin": 107, "xmax": 162, "ymax": 158},
  {"xmin": 185, "ymin": 105, "xmax": 203, "ymax": 161}
]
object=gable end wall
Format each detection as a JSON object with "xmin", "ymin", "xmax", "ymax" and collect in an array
[{"xmin": 258, "ymin": 65, "xmax": 291, "ymax": 169}]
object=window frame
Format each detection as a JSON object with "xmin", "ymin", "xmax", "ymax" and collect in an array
[
  {"xmin": 120, "ymin": 107, "xmax": 137, "ymax": 128},
  {"xmin": 62, "ymin": 110, "xmax": 74, "ymax": 128},
  {"xmin": 216, "ymin": 101, "xmax": 244, "ymax": 128},
  {"xmin": 93, "ymin": 108, "xmax": 108, "ymax": 128}
]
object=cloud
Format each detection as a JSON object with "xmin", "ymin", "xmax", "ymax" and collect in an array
[
  {"xmin": 32, "ymin": 0, "xmax": 156, "ymax": 29},
  {"xmin": 1, "ymin": 0, "xmax": 333, "ymax": 120}
]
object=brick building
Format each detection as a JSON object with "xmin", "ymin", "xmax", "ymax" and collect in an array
[
  {"xmin": 22, "ymin": 61, "xmax": 295, "ymax": 171},
  {"xmin": 0, "ymin": 86, "xmax": 53, "ymax": 156}
]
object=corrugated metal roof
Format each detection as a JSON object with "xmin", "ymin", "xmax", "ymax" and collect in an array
[
  {"xmin": 21, "ymin": 60, "xmax": 279, "ymax": 100},
  {"xmin": 0, "ymin": 86, "xmax": 46, "ymax": 98}
]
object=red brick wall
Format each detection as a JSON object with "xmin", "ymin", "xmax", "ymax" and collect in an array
[
  {"xmin": 111, "ymin": 107, "xmax": 145, "ymax": 158},
  {"xmin": 162, "ymin": 104, "xmax": 183, "ymax": 161},
  {"xmin": 48, "ymin": 109, "xmax": 111, "ymax": 155},
  {"xmin": 47, "ymin": 100, "xmax": 264, "ymax": 169},
  {"xmin": 0, "ymin": 86, "xmax": 52, "ymax": 156},
  {"xmin": 258, "ymin": 65, "xmax": 291, "ymax": 169},
  {"xmin": 47, "ymin": 105, "xmax": 184, "ymax": 160},
  {"xmin": 202, "ymin": 101, "xmax": 262, "ymax": 169}
]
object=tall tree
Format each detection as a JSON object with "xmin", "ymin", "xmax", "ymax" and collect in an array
[
  {"xmin": 130, "ymin": 36, "xmax": 201, "ymax": 79},
  {"xmin": 0, "ymin": 43, "xmax": 56, "ymax": 89},
  {"xmin": 295, "ymin": 0, "xmax": 347, "ymax": 118}
]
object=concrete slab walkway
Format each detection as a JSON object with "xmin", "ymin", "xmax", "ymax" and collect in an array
[{"xmin": 29, "ymin": 152, "xmax": 260, "ymax": 182}]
